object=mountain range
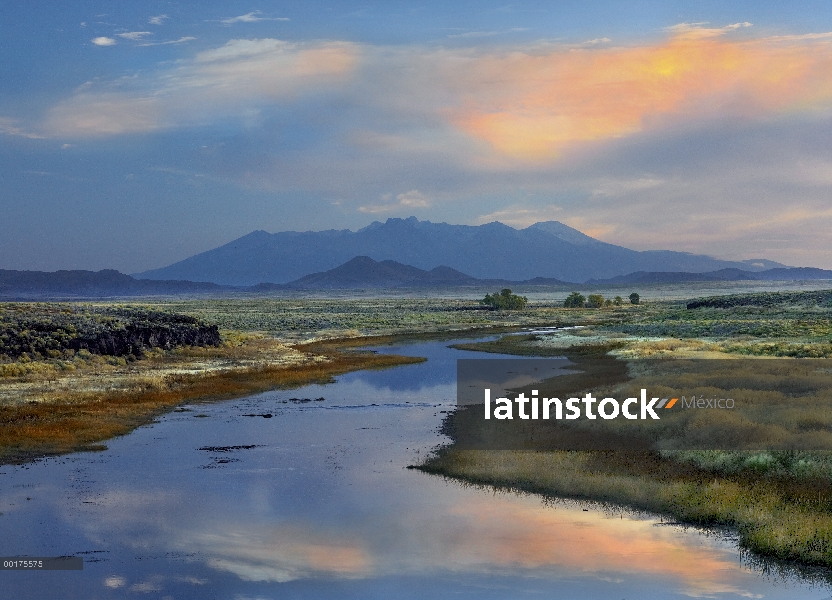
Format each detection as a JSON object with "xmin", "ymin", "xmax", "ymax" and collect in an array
[
  {"xmin": 586, "ymin": 267, "xmax": 832, "ymax": 285},
  {"xmin": 3, "ymin": 260, "xmax": 831, "ymax": 299},
  {"xmin": 252, "ymin": 256, "xmax": 568, "ymax": 290},
  {"xmin": 0, "ymin": 269, "xmax": 229, "ymax": 299},
  {"xmin": 135, "ymin": 217, "xmax": 787, "ymax": 286},
  {"xmin": 271, "ymin": 258, "xmax": 832, "ymax": 289}
]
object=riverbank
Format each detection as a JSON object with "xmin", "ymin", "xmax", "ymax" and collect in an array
[
  {"xmin": 6, "ymin": 291, "xmax": 832, "ymax": 570},
  {"xmin": 419, "ymin": 447, "xmax": 832, "ymax": 569},
  {"xmin": 420, "ymin": 332, "xmax": 832, "ymax": 569},
  {"xmin": 0, "ymin": 334, "xmax": 426, "ymax": 465},
  {"xmin": 0, "ymin": 297, "xmax": 598, "ymax": 465}
]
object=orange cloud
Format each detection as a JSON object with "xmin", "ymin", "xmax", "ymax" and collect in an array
[{"xmin": 451, "ymin": 26, "xmax": 832, "ymax": 159}]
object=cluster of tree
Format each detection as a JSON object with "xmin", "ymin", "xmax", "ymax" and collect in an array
[
  {"xmin": 480, "ymin": 288, "xmax": 528, "ymax": 310},
  {"xmin": 563, "ymin": 292, "xmax": 640, "ymax": 308},
  {"xmin": 0, "ymin": 304, "xmax": 220, "ymax": 361}
]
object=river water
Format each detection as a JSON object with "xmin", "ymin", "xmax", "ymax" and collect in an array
[{"xmin": 1, "ymin": 338, "xmax": 830, "ymax": 599}]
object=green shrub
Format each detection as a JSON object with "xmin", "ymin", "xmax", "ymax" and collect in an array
[
  {"xmin": 586, "ymin": 294, "xmax": 605, "ymax": 308},
  {"xmin": 480, "ymin": 289, "xmax": 528, "ymax": 310},
  {"xmin": 0, "ymin": 303, "xmax": 220, "ymax": 360},
  {"xmin": 564, "ymin": 292, "xmax": 586, "ymax": 308}
]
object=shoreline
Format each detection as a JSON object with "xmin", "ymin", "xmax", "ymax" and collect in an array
[
  {"xmin": 5, "ymin": 297, "xmax": 832, "ymax": 572},
  {"xmin": 0, "ymin": 333, "xmax": 440, "ymax": 466},
  {"xmin": 419, "ymin": 334, "xmax": 832, "ymax": 572},
  {"xmin": 0, "ymin": 325, "xmax": 526, "ymax": 466}
]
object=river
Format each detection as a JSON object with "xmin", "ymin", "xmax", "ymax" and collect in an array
[{"xmin": 1, "ymin": 337, "xmax": 830, "ymax": 599}]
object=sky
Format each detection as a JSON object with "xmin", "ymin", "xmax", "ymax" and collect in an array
[{"xmin": 3, "ymin": 1, "xmax": 832, "ymax": 273}]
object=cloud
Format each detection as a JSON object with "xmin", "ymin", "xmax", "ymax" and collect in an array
[
  {"xmin": 447, "ymin": 27, "xmax": 530, "ymax": 39},
  {"xmin": 475, "ymin": 205, "xmax": 564, "ymax": 228},
  {"xmin": 91, "ymin": 37, "xmax": 116, "ymax": 46},
  {"xmin": 44, "ymin": 95, "xmax": 165, "ymax": 135},
  {"xmin": 218, "ymin": 11, "xmax": 289, "ymax": 25},
  {"xmin": 397, "ymin": 190, "xmax": 431, "ymax": 207},
  {"xmin": 148, "ymin": 14, "xmax": 168, "ymax": 25},
  {"xmin": 498, "ymin": 124, "xmax": 832, "ymax": 267},
  {"xmin": 104, "ymin": 576, "xmax": 126, "ymax": 589},
  {"xmin": 590, "ymin": 177, "xmax": 664, "ymax": 196},
  {"xmin": 117, "ymin": 31, "xmax": 151, "ymax": 41},
  {"xmin": 0, "ymin": 117, "xmax": 45, "ymax": 139},
  {"xmin": 666, "ymin": 21, "xmax": 752, "ymax": 41},
  {"xmin": 447, "ymin": 30, "xmax": 504, "ymax": 39},
  {"xmin": 136, "ymin": 36, "xmax": 196, "ymax": 47},
  {"xmin": 448, "ymin": 24, "xmax": 832, "ymax": 160},
  {"xmin": 359, "ymin": 190, "xmax": 432, "ymax": 213},
  {"xmin": 42, "ymin": 39, "xmax": 359, "ymax": 136},
  {"xmin": 47, "ymin": 25, "xmax": 832, "ymax": 154},
  {"xmin": 24, "ymin": 26, "xmax": 832, "ymax": 268},
  {"xmin": 194, "ymin": 38, "xmax": 291, "ymax": 62}
]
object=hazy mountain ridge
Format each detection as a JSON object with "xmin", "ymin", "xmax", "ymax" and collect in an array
[
  {"xmin": 587, "ymin": 267, "xmax": 832, "ymax": 285},
  {"xmin": 286, "ymin": 256, "xmax": 480, "ymax": 288},
  {"xmin": 0, "ymin": 269, "xmax": 230, "ymax": 299},
  {"xmin": 135, "ymin": 217, "xmax": 786, "ymax": 286},
  {"xmin": 280, "ymin": 259, "xmax": 831, "ymax": 289},
  {"xmin": 2, "ymin": 261, "xmax": 830, "ymax": 299},
  {"xmin": 271, "ymin": 256, "xmax": 569, "ymax": 289}
]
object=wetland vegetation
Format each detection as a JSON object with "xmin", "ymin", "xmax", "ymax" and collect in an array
[
  {"xmin": 4, "ymin": 287, "xmax": 832, "ymax": 570},
  {"xmin": 421, "ymin": 288, "xmax": 832, "ymax": 569}
]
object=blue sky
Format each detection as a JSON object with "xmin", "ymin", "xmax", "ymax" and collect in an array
[{"xmin": 4, "ymin": 1, "xmax": 832, "ymax": 272}]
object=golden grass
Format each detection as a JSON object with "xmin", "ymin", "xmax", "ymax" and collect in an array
[
  {"xmin": 429, "ymin": 332, "xmax": 832, "ymax": 568},
  {"xmin": 0, "ymin": 337, "xmax": 423, "ymax": 464}
]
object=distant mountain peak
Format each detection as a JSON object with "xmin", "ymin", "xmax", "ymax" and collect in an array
[
  {"xmin": 135, "ymin": 216, "xmax": 789, "ymax": 286},
  {"xmin": 287, "ymin": 255, "xmax": 478, "ymax": 288},
  {"xmin": 358, "ymin": 216, "xmax": 426, "ymax": 233},
  {"xmin": 241, "ymin": 229, "xmax": 271, "ymax": 238},
  {"xmin": 525, "ymin": 221, "xmax": 601, "ymax": 245}
]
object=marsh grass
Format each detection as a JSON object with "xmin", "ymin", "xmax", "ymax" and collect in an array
[
  {"xmin": 135, "ymin": 297, "xmax": 635, "ymax": 340},
  {"xmin": 0, "ymin": 336, "xmax": 422, "ymax": 464},
  {"xmin": 432, "ymin": 328, "xmax": 832, "ymax": 567}
]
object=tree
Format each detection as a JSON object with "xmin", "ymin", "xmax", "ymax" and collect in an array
[
  {"xmin": 563, "ymin": 292, "xmax": 586, "ymax": 308},
  {"xmin": 481, "ymin": 288, "xmax": 528, "ymax": 310},
  {"xmin": 586, "ymin": 294, "xmax": 605, "ymax": 308},
  {"xmin": 629, "ymin": 292, "xmax": 640, "ymax": 305},
  {"xmin": 614, "ymin": 296, "xmax": 623, "ymax": 306}
]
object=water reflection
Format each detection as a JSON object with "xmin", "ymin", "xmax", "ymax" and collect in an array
[{"xmin": 0, "ymin": 338, "xmax": 830, "ymax": 599}]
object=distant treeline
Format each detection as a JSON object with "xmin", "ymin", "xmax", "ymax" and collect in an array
[
  {"xmin": 0, "ymin": 304, "xmax": 220, "ymax": 360},
  {"xmin": 687, "ymin": 290, "xmax": 832, "ymax": 309}
]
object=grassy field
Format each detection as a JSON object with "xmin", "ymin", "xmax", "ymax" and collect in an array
[
  {"xmin": 139, "ymin": 297, "xmax": 595, "ymax": 340},
  {"xmin": 0, "ymin": 295, "xmax": 590, "ymax": 464}
]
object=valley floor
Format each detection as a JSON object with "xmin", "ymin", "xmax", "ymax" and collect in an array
[
  {"xmin": 0, "ymin": 297, "xmax": 572, "ymax": 464},
  {"xmin": 3, "ymin": 290, "xmax": 832, "ymax": 571}
]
